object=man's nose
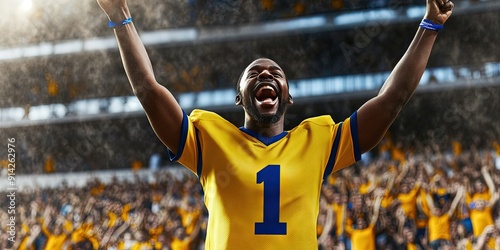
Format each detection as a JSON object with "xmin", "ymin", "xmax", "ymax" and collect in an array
[{"xmin": 258, "ymin": 69, "xmax": 273, "ymax": 79}]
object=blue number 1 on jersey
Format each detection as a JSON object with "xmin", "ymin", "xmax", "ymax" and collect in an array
[{"xmin": 255, "ymin": 165, "xmax": 287, "ymax": 235}]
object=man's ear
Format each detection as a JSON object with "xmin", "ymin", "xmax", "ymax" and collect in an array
[
  {"xmin": 288, "ymin": 94, "xmax": 293, "ymax": 105},
  {"xmin": 235, "ymin": 92, "xmax": 242, "ymax": 105}
]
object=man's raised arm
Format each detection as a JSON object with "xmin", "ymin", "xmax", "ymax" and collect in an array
[
  {"xmin": 356, "ymin": 0, "xmax": 454, "ymax": 153},
  {"xmin": 96, "ymin": 0, "xmax": 183, "ymax": 154}
]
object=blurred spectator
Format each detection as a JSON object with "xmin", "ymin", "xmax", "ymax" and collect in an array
[
  {"xmin": 148, "ymin": 153, "xmax": 162, "ymax": 171},
  {"xmin": 44, "ymin": 154, "xmax": 55, "ymax": 173},
  {"xmin": 424, "ymin": 185, "xmax": 464, "ymax": 250},
  {"xmin": 344, "ymin": 192, "xmax": 382, "ymax": 250}
]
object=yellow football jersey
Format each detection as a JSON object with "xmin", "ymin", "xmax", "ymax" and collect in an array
[{"xmin": 170, "ymin": 109, "xmax": 360, "ymax": 249}]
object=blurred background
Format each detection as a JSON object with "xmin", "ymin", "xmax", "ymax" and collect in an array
[{"xmin": 0, "ymin": 0, "xmax": 499, "ymax": 249}]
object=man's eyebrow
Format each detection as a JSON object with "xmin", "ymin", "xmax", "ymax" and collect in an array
[{"xmin": 247, "ymin": 65, "xmax": 283, "ymax": 72}]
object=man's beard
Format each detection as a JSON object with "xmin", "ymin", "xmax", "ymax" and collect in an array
[{"xmin": 243, "ymin": 97, "xmax": 288, "ymax": 125}]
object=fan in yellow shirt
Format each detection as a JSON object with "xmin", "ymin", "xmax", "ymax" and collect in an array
[
  {"xmin": 170, "ymin": 223, "xmax": 201, "ymax": 250},
  {"xmin": 398, "ymin": 226, "xmax": 422, "ymax": 250},
  {"xmin": 397, "ymin": 181, "xmax": 421, "ymax": 221},
  {"xmin": 394, "ymin": 160, "xmax": 421, "ymax": 221},
  {"xmin": 13, "ymin": 223, "xmax": 41, "ymax": 250},
  {"xmin": 425, "ymin": 185, "xmax": 464, "ymax": 250},
  {"xmin": 467, "ymin": 166, "xmax": 499, "ymax": 249},
  {"xmin": 176, "ymin": 198, "xmax": 202, "ymax": 236},
  {"xmin": 42, "ymin": 219, "xmax": 72, "ymax": 250},
  {"xmin": 345, "ymin": 193, "xmax": 382, "ymax": 250},
  {"xmin": 68, "ymin": 217, "xmax": 99, "ymax": 250},
  {"xmin": 473, "ymin": 225, "xmax": 500, "ymax": 250}
]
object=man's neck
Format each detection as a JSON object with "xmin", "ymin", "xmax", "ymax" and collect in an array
[{"xmin": 244, "ymin": 118, "xmax": 285, "ymax": 138}]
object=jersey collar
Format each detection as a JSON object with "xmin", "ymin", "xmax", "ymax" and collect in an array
[{"xmin": 239, "ymin": 127, "xmax": 288, "ymax": 146}]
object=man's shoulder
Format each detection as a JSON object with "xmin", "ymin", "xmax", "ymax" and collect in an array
[
  {"xmin": 188, "ymin": 109, "xmax": 227, "ymax": 122},
  {"xmin": 188, "ymin": 109, "xmax": 237, "ymax": 133},
  {"xmin": 286, "ymin": 115, "xmax": 339, "ymax": 138},
  {"xmin": 297, "ymin": 115, "xmax": 336, "ymax": 128}
]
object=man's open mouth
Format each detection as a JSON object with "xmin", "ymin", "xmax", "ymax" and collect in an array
[{"xmin": 254, "ymin": 84, "xmax": 278, "ymax": 106}]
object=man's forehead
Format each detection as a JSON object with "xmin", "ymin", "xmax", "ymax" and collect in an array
[{"xmin": 246, "ymin": 58, "xmax": 283, "ymax": 71}]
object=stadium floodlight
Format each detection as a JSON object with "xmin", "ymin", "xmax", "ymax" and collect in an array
[{"xmin": 20, "ymin": 0, "xmax": 33, "ymax": 13}]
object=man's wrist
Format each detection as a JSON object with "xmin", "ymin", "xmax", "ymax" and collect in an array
[
  {"xmin": 419, "ymin": 19, "xmax": 443, "ymax": 32},
  {"xmin": 108, "ymin": 17, "xmax": 132, "ymax": 28},
  {"xmin": 106, "ymin": 8, "xmax": 131, "ymax": 25}
]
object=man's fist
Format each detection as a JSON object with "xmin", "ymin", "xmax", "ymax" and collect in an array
[{"xmin": 426, "ymin": 0, "xmax": 454, "ymax": 25}]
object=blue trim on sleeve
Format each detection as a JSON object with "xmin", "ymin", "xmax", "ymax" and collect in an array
[
  {"xmin": 195, "ymin": 129, "xmax": 203, "ymax": 178},
  {"xmin": 323, "ymin": 123, "xmax": 343, "ymax": 182},
  {"xmin": 239, "ymin": 127, "xmax": 288, "ymax": 146},
  {"xmin": 350, "ymin": 111, "xmax": 362, "ymax": 162},
  {"xmin": 168, "ymin": 110, "xmax": 188, "ymax": 161}
]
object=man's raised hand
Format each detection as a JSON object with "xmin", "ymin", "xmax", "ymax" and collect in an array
[
  {"xmin": 96, "ymin": 0, "xmax": 129, "ymax": 22},
  {"xmin": 426, "ymin": 0, "xmax": 454, "ymax": 25}
]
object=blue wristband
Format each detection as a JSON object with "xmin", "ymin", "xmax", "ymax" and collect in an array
[
  {"xmin": 419, "ymin": 19, "xmax": 443, "ymax": 31},
  {"xmin": 108, "ymin": 17, "xmax": 133, "ymax": 28}
]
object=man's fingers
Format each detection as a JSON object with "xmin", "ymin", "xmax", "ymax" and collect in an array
[
  {"xmin": 437, "ymin": 0, "xmax": 453, "ymax": 8},
  {"xmin": 439, "ymin": 0, "xmax": 454, "ymax": 13},
  {"xmin": 437, "ymin": 0, "xmax": 445, "ymax": 6},
  {"xmin": 442, "ymin": 1, "xmax": 454, "ymax": 12}
]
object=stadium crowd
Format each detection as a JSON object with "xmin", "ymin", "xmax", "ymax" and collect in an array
[
  {"xmin": 2, "ymin": 0, "xmax": 430, "ymax": 47},
  {"xmin": 3, "ymin": 0, "xmax": 491, "ymax": 47},
  {"xmin": 2, "ymin": 135, "xmax": 500, "ymax": 250}
]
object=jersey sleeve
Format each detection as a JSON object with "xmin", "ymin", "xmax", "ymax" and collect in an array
[
  {"xmin": 167, "ymin": 110, "xmax": 200, "ymax": 176},
  {"xmin": 327, "ymin": 111, "xmax": 362, "ymax": 175}
]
